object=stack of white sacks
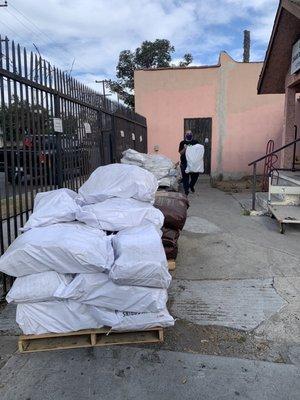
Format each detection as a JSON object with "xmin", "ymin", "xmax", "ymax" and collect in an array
[
  {"xmin": 0, "ymin": 164, "xmax": 174, "ymax": 335},
  {"xmin": 121, "ymin": 149, "xmax": 178, "ymax": 190}
]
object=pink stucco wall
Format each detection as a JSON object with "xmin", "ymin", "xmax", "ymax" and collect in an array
[{"xmin": 134, "ymin": 52, "xmax": 285, "ymax": 179}]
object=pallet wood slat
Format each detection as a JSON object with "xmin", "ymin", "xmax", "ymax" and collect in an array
[
  {"xmin": 18, "ymin": 327, "xmax": 164, "ymax": 353},
  {"xmin": 168, "ymin": 260, "xmax": 176, "ymax": 271},
  {"xmin": 90, "ymin": 333, "xmax": 97, "ymax": 346}
]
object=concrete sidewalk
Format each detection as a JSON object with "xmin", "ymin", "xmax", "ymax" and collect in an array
[{"xmin": 0, "ymin": 181, "xmax": 299, "ymax": 399}]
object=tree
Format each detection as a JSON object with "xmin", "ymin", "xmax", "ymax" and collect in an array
[
  {"xmin": 108, "ymin": 39, "xmax": 193, "ymax": 108},
  {"xmin": 0, "ymin": 95, "xmax": 51, "ymax": 143},
  {"xmin": 0, "ymin": 96, "xmax": 80, "ymax": 144},
  {"xmin": 178, "ymin": 53, "xmax": 193, "ymax": 67}
]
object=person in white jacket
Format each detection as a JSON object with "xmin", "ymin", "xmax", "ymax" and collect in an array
[{"xmin": 179, "ymin": 131, "xmax": 203, "ymax": 195}]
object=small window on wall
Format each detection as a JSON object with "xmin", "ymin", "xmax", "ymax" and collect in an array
[
  {"xmin": 120, "ymin": 130, "xmax": 125, "ymax": 137},
  {"xmin": 140, "ymin": 135, "xmax": 143, "ymax": 142},
  {"xmin": 132, "ymin": 133, "xmax": 135, "ymax": 141}
]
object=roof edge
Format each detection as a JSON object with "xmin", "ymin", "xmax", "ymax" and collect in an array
[
  {"xmin": 258, "ymin": 0, "xmax": 300, "ymax": 94},
  {"xmin": 135, "ymin": 51, "xmax": 263, "ymax": 73},
  {"xmin": 135, "ymin": 64, "xmax": 220, "ymax": 72}
]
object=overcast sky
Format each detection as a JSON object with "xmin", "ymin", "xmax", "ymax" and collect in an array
[{"xmin": 0, "ymin": 0, "xmax": 279, "ymax": 92}]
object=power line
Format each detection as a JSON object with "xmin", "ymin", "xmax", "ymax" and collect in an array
[
  {"xmin": 0, "ymin": 19, "xmax": 23, "ymax": 42},
  {"xmin": 3, "ymin": 7, "xmax": 57, "ymax": 73},
  {"xmin": 2, "ymin": 8, "xmax": 76, "ymax": 73},
  {"xmin": 2, "ymin": 2, "xmax": 106, "ymax": 93},
  {"xmin": 5, "ymin": 8, "xmax": 41, "ymax": 39},
  {"xmin": 7, "ymin": 2, "xmax": 94, "ymax": 73},
  {"xmin": 9, "ymin": 2, "xmax": 58, "ymax": 44}
]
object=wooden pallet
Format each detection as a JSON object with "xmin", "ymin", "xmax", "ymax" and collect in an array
[
  {"xmin": 18, "ymin": 327, "xmax": 164, "ymax": 353},
  {"xmin": 168, "ymin": 259, "xmax": 176, "ymax": 271}
]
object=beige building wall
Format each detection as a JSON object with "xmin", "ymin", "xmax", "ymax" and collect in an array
[{"xmin": 134, "ymin": 52, "xmax": 285, "ymax": 179}]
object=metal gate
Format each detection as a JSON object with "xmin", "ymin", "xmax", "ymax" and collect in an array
[
  {"xmin": 0, "ymin": 36, "xmax": 147, "ymax": 298},
  {"xmin": 184, "ymin": 118, "xmax": 212, "ymax": 174}
]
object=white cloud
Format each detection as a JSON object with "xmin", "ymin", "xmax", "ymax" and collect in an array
[
  {"xmin": 0, "ymin": 0, "xmax": 279, "ymax": 87},
  {"xmin": 250, "ymin": 12, "xmax": 277, "ymax": 44}
]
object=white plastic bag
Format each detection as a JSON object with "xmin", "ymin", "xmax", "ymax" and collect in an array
[
  {"xmin": 113, "ymin": 309, "xmax": 175, "ymax": 331},
  {"xmin": 144, "ymin": 154, "xmax": 174, "ymax": 180},
  {"xmin": 89, "ymin": 307, "xmax": 122, "ymax": 327},
  {"xmin": 185, "ymin": 144, "xmax": 204, "ymax": 173},
  {"xmin": 16, "ymin": 300, "xmax": 100, "ymax": 335},
  {"xmin": 76, "ymin": 198, "xmax": 164, "ymax": 231},
  {"xmin": 121, "ymin": 150, "xmax": 177, "ymax": 182},
  {"xmin": 121, "ymin": 149, "xmax": 149, "ymax": 166},
  {"xmin": 54, "ymin": 273, "xmax": 168, "ymax": 312},
  {"xmin": 158, "ymin": 176, "xmax": 178, "ymax": 190},
  {"xmin": 90, "ymin": 307, "xmax": 174, "ymax": 331},
  {"xmin": 110, "ymin": 225, "xmax": 171, "ymax": 288},
  {"xmin": 6, "ymin": 271, "xmax": 73, "ymax": 304},
  {"xmin": 21, "ymin": 188, "xmax": 79, "ymax": 231},
  {"xmin": 0, "ymin": 223, "xmax": 114, "ymax": 277},
  {"xmin": 77, "ymin": 163, "xmax": 158, "ymax": 205}
]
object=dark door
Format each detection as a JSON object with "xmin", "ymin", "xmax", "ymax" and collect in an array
[{"xmin": 184, "ymin": 118, "xmax": 212, "ymax": 174}]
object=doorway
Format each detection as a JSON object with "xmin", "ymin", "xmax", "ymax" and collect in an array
[{"xmin": 184, "ymin": 118, "xmax": 212, "ymax": 174}]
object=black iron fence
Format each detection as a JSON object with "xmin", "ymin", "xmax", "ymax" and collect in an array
[{"xmin": 0, "ymin": 35, "xmax": 147, "ymax": 298}]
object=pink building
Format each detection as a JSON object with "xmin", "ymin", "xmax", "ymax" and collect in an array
[{"xmin": 134, "ymin": 52, "xmax": 285, "ymax": 179}]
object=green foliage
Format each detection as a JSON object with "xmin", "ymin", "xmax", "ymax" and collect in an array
[
  {"xmin": 0, "ymin": 96, "xmax": 80, "ymax": 143},
  {"xmin": 0, "ymin": 95, "xmax": 51, "ymax": 142},
  {"xmin": 62, "ymin": 114, "xmax": 78, "ymax": 135},
  {"xmin": 108, "ymin": 39, "xmax": 193, "ymax": 109},
  {"xmin": 134, "ymin": 39, "xmax": 174, "ymax": 69},
  {"xmin": 179, "ymin": 53, "xmax": 193, "ymax": 67}
]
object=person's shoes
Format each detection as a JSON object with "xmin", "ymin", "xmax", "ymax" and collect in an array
[
  {"xmin": 185, "ymin": 190, "xmax": 189, "ymax": 196},
  {"xmin": 190, "ymin": 186, "xmax": 195, "ymax": 193}
]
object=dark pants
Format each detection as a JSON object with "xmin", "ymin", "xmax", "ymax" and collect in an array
[{"xmin": 181, "ymin": 165, "xmax": 200, "ymax": 195}]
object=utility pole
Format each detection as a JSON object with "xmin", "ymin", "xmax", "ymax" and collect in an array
[
  {"xmin": 95, "ymin": 80, "xmax": 106, "ymax": 99},
  {"xmin": 95, "ymin": 79, "xmax": 112, "ymax": 101}
]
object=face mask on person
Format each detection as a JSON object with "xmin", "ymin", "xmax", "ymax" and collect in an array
[{"xmin": 185, "ymin": 133, "xmax": 193, "ymax": 141}]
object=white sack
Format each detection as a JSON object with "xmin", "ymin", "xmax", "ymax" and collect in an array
[
  {"xmin": 90, "ymin": 307, "xmax": 174, "ymax": 331},
  {"xmin": 144, "ymin": 154, "xmax": 174, "ymax": 180},
  {"xmin": 121, "ymin": 149, "xmax": 148, "ymax": 166},
  {"xmin": 77, "ymin": 163, "xmax": 158, "ymax": 204},
  {"xmin": 6, "ymin": 271, "xmax": 73, "ymax": 304},
  {"xmin": 16, "ymin": 300, "xmax": 100, "ymax": 335},
  {"xmin": 110, "ymin": 225, "xmax": 171, "ymax": 288},
  {"xmin": 54, "ymin": 273, "xmax": 168, "ymax": 312},
  {"xmin": 185, "ymin": 144, "xmax": 204, "ymax": 173},
  {"xmin": 21, "ymin": 188, "xmax": 79, "ymax": 231},
  {"xmin": 158, "ymin": 176, "xmax": 178, "ymax": 190},
  {"xmin": 113, "ymin": 309, "xmax": 175, "ymax": 331},
  {"xmin": 122, "ymin": 150, "xmax": 177, "ymax": 181},
  {"xmin": 76, "ymin": 198, "xmax": 164, "ymax": 231},
  {"xmin": 89, "ymin": 307, "xmax": 122, "ymax": 327},
  {"xmin": 0, "ymin": 223, "xmax": 114, "ymax": 277}
]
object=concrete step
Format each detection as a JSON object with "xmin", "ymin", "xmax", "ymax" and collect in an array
[
  {"xmin": 277, "ymin": 172, "xmax": 300, "ymax": 186},
  {"xmin": 257, "ymin": 191, "xmax": 300, "ymax": 209},
  {"xmin": 256, "ymin": 192, "xmax": 283, "ymax": 210},
  {"xmin": 270, "ymin": 172, "xmax": 300, "ymax": 205}
]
